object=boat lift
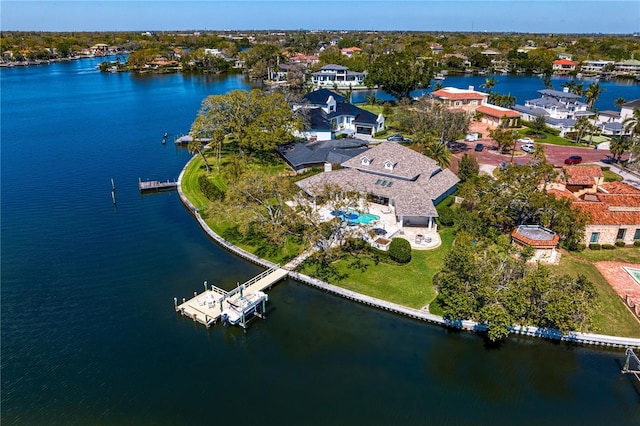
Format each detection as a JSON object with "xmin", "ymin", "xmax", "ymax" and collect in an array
[{"xmin": 622, "ymin": 348, "xmax": 640, "ymax": 382}]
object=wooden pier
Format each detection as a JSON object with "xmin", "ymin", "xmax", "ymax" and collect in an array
[
  {"xmin": 138, "ymin": 178, "xmax": 178, "ymax": 192},
  {"xmin": 175, "ymin": 265, "xmax": 289, "ymax": 329}
]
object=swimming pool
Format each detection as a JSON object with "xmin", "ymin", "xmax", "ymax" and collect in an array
[{"xmin": 331, "ymin": 210, "xmax": 380, "ymax": 225}]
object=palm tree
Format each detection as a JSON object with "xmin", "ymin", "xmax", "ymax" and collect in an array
[
  {"xmin": 615, "ymin": 97, "xmax": 626, "ymax": 111},
  {"xmin": 584, "ymin": 82, "xmax": 604, "ymax": 110},
  {"xmin": 188, "ymin": 138, "xmax": 211, "ymax": 173},
  {"xmin": 501, "ymin": 93, "xmax": 516, "ymax": 109},
  {"xmin": 623, "ymin": 107, "xmax": 640, "ymax": 163},
  {"xmin": 422, "ymin": 141, "xmax": 452, "ymax": 168},
  {"xmin": 480, "ymin": 76, "xmax": 497, "ymax": 93}
]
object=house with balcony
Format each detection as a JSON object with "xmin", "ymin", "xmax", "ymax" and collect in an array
[
  {"xmin": 614, "ymin": 58, "xmax": 640, "ymax": 78},
  {"xmin": 311, "ymin": 64, "xmax": 366, "ymax": 88},
  {"xmin": 591, "ymin": 98, "xmax": 639, "ymax": 136},
  {"xmin": 513, "ymin": 88, "xmax": 593, "ymax": 136},
  {"xmin": 430, "ymin": 86, "xmax": 488, "ymax": 113},
  {"xmin": 552, "ymin": 59, "xmax": 578, "ymax": 74},
  {"xmin": 293, "ymin": 89, "xmax": 385, "ymax": 140},
  {"xmin": 430, "ymin": 86, "xmax": 520, "ymax": 127},
  {"xmin": 580, "ymin": 59, "xmax": 615, "ymax": 75}
]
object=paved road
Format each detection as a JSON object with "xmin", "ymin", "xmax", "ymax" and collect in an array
[
  {"xmin": 451, "ymin": 139, "xmax": 620, "ymax": 168},
  {"xmin": 450, "ymin": 139, "xmax": 640, "ymax": 189}
]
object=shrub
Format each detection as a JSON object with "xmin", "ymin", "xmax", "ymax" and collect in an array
[
  {"xmin": 375, "ymin": 129, "xmax": 388, "ymax": 137},
  {"xmin": 600, "ymin": 166, "xmax": 610, "ymax": 172},
  {"xmin": 388, "ymin": 238, "xmax": 411, "ymax": 263},
  {"xmin": 602, "ymin": 244, "xmax": 616, "ymax": 250},
  {"xmin": 635, "ymin": 241, "xmax": 640, "ymax": 247},
  {"xmin": 589, "ymin": 243, "xmax": 601, "ymax": 250},
  {"xmin": 615, "ymin": 241, "xmax": 626, "ymax": 247},
  {"xmin": 198, "ymin": 175, "xmax": 225, "ymax": 201},
  {"xmin": 573, "ymin": 243, "xmax": 587, "ymax": 252},
  {"xmin": 437, "ymin": 205, "xmax": 455, "ymax": 227}
]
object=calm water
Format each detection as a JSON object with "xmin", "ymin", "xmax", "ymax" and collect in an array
[
  {"xmin": 2, "ymin": 59, "xmax": 640, "ymax": 425},
  {"xmin": 353, "ymin": 74, "xmax": 640, "ymax": 110}
]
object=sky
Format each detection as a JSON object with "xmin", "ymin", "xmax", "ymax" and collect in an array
[{"xmin": 2, "ymin": 0, "xmax": 639, "ymax": 34}]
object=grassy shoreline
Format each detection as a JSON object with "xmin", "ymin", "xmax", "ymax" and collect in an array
[{"xmin": 180, "ymin": 150, "xmax": 640, "ymax": 338}]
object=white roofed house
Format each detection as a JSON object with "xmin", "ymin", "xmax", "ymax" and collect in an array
[
  {"xmin": 513, "ymin": 88, "xmax": 593, "ymax": 136},
  {"xmin": 295, "ymin": 143, "xmax": 460, "ymax": 241},
  {"xmin": 293, "ymin": 89, "xmax": 385, "ymax": 140},
  {"xmin": 311, "ymin": 64, "xmax": 366, "ymax": 88}
]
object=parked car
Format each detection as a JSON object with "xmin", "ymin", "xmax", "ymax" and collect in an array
[
  {"xmin": 521, "ymin": 143, "xmax": 535, "ymax": 153},
  {"xmin": 474, "ymin": 143, "xmax": 484, "ymax": 152},
  {"xmin": 517, "ymin": 137, "xmax": 534, "ymax": 144},
  {"xmin": 387, "ymin": 133, "xmax": 406, "ymax": 142},
  {"xmin": 564, "ymin": 155, "xmax": 583, "ymax": 165},
  {"xmin": 465, "ymin": 133, "xmax": 479, "ymax": 142}
]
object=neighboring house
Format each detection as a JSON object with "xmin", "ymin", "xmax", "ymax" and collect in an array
[
  {"xmin": 513, "ymin": 88, "xmax": 593, "ymax": 136},
  {"xmin": 475, "ymin": 104, "xmax": 521, "ymax": 127},
  {"xmin": 278, "ymin": 138, "xmax": 370, "ymax": 172},
  {"xmin": 295, "ymin": 142, "xmax": 460, "ymax": 230},
  {"xmin": 340, "ymin": 47, "xmax": 362, "ymax": 57},
  {"xmin": 289, "ymin": 54, "xmax": 319, "ymax": 65},
  {"xmin": 580, "ymin": 59, "xmax": 615, "ymax": 75},
  {"xmin": 614, "ymin": 58, "xmax": 640, "ymax": 78},
  {"xmin": 311, "ymin": 64, "xmax": 366, "ymax": 88},
  {"xmin": 590, "ymin": 98, "xmax": 640, "ymax": 136},
  {"xmin": 594, "ymin": 110, "xmax": 625, "ymax": 136},
  {"xmin": 430, "ymin": 86, "xmax": 488, "ymax": 112},
  {"xmin": 552, "ymin": 59, "xmax": 578, "ymax": 74},
  {"xmin": 293, "ymin": 89, "xmax": 385, "ymax": 140},
  {"xmin": 430, "ymin": 86, "xmax": 520, "ymax": 127},
  {"xmin": 547, "ymin": 167, "xmax": 640, "ymax": 246}
]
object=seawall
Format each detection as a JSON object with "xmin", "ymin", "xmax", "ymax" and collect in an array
[{"xmin": 177, "ymin": 154, "xmax": 640, "ymax": 349}]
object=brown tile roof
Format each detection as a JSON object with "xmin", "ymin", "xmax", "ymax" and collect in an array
[
  {"xmin": 562, "ymin": 165, "xmax": 603, "ymax": 186},
  {"xmin": 431, "ymin": 88, "xmax": 486, "ymax": 100},
  {"xmin": 511, "ymin": 225, "xmax": 560, "ymax": 248},
  {"xmin": 341, "ymin": 142, "xmax": 440, "ymax": 180},
  {"xmin": 601, "ymin": 181, "xmax": 640, "ymax": 194},
  {"xmin": 476, "ymin": 105, "xmax": 521, "ymax": 118},
  {"xmin": 296, "ymin": 143, "xmax": 459, "ymax": 217}
]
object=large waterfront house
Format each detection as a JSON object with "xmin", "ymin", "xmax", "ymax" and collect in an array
[
  {"xmin": 552, "ymin": 59, "xmax": 578, "ymax": 74},
  {"xmin": 293, "ymin": 89, "xmax": 385, "ymax": 140},
  {"xmin": 513, "ymin": 88, "xmax": 593, "ymax": 136},
  {"xmin": 547, "ymin": 166, "xmax": 640, "ymax": 246},
  {"xmin": 430, "ymin": 86, "xmax": 521, "ymax": 127},
  {"xmin": 295, "ymin": 142, "xmax": 460, "ymax": 231},
  {"xmin": 311, "ymin": 64, "xmax": 366, "ymax": 88},
  {"xmin": 430, "ymin": 86, "xmax": 488, "ymax": 112},
  {"xmin": 592, "ymin": 98, "xmax": 640, "ymax": 136}
]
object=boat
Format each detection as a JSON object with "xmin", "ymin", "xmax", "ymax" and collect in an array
[
  {"xmin": 221, "ymin": 291, "xmax": 268, "ymax": 326},
  {"xmin": 163, "ymin": 132, "xmax": 168, "ymax": 138},
  {"xmin": 434, "ymin": 73, "xmax": 446, "ymax": 80}
]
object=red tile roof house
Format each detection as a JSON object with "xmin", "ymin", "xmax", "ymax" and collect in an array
[
  {"xmin": 552, "ymin": 59, "xmax": 578, "ymax": 74},
  {"xmin": 430, "ymin": 86, "xmax": 488, "ymax": 113},
  {"xmin": 511, "ymin": 225, "xmax": 560, "ymax": 264},
  {"xmin": 548, "ymin": 166, "xmax": 640, "ymax": 246}
]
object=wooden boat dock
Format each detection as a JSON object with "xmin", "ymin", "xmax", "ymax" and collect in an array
[
  {"xmin": 175, "ymin": 265, "xmax": 289, "ymax": 329},
  {"xmin": 138, "ymin": 178, "xmax": 178, "ymax": 192}
]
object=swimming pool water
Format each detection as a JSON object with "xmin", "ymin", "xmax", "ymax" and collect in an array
[{"xmin": 331, "ymin": 210, "xmax": 380, "ymax": 225}]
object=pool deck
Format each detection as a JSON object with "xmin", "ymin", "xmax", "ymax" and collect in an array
[
  {"xmin": 317, "ymin": 203, "xmax": 441, "ymax": 250},
  {"xmin": 595, "ymin": 261, "xmax": 640, "ymax": 320}
]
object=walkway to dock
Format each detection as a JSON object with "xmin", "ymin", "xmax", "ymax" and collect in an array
[
  {"xmin": 139, "ymin": 178, "xmax": 178, "ymax": 192},
  {"xmin": 175, "ymin": 265, "xmax": 289, "ymax": 328}
]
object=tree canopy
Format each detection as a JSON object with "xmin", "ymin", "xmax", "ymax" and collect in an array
[
  {"xmin": 434, "ymin": 232, "xmax": 596, "ymax": 341},
  {"xmin": 365, "ymin": 50, "xmax": 432, "ymax": 99},
  {"xmin": 191, "ymin": 89, "xmax": 300, "ymax": 155}
]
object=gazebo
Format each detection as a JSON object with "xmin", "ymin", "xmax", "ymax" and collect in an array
[{"xmin": 511, "ymin": 225, "xmax": 560, "ymax": 264}]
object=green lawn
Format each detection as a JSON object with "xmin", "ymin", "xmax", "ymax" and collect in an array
[
  {"xmin": 299, "ymin": 229, "xmax": 455, "ymax": 308},
  {"xmin": 551, "ymin": 252, "xmax": 640, "ymax": 337},
  {"xmin": 181, "ymin": 155, "xmax": 210, "ymax": 211}
]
